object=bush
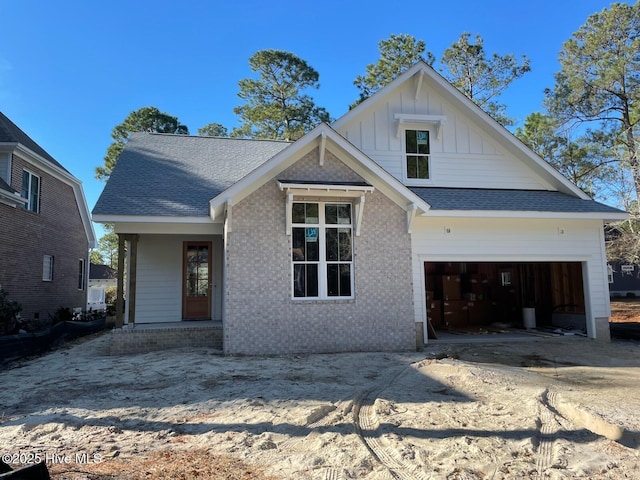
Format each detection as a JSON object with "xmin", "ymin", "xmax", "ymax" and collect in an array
[
  {"xmin": 626, "ymin": 292, "xmax": 637, "ymax": 298},
  {"xmin": 50, "ymin": 306, "xmax": 74, "ymax": 324},
  {"xmin": 0, "ymin": 289, "xmax": 22, "ymax": 335}
]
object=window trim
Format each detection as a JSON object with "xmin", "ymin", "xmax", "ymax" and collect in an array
[
  {"xmin": 401, "ymin": 127, "xmax": 434, "ymax": 185},
  {"xmin": 78, "ymin": 258, "xmax": 86, "ymax": 290},
  {"xmin": 291, "ymin": 201, "xmax": 355, "ymax": 301},
  {"xmin": 43, "ymin": 255, "xmax": 54, "ymax": 282},
  {"xmin": 22, "ymin": 169, "xmax": 41, "ymax": 213}
]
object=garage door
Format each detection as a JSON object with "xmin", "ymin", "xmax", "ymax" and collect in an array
[{"xmin": 425, "ymin": 261, "xmax": 586, "ymax": 334}]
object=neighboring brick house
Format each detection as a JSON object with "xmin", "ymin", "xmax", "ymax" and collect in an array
[
  {"xmin": 93, "ymin": 62, "xmax": 627, "ymax": 354},
  {"xmin": 0, "ymin": 111, "xmax": 96, "ymax": 321}
]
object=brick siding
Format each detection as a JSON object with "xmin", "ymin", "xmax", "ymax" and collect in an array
[
  {"xmin": 223, "ymin": 148, "xmax": 415, "ymax": 355},
  {"xmin": 109, "ymin": 324, "xmax": 223, "ymax": 354},
  {"xmin": 0, "ymin": 153, "xmax": 88, "ymax": 321}
]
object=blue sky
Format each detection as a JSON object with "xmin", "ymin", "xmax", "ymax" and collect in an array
[{"xmin": 0, "ymin": 0, "xmax": 629, "ymax": 239}]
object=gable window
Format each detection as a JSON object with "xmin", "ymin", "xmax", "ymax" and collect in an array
[
  {"xmin": 292, "ymin": 202, "xmax": 353, "ymax": 299},
  {"xmin": 405, "ymin": 129, "xmax": 430, "ymax": 180},
  {"xmin": 43, "ymin": 255, "xmax": 54, "ymax": 282},
  {"xmin": 22, "ymin": 170, "xmax": 40, "ymax": 213},
  {"xmin": 78, "ymin": 259, "xmax": 86, "ymax": 290}
]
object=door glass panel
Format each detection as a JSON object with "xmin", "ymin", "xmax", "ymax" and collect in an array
[{"xmin": 186, "ymin": 245, "xmax": 209, "ymax": 297}]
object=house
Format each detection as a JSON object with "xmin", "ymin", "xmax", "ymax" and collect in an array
[
  {"xmin": 607, "ymin": 262, "xmax": 640, "ymax": 298},
  {"xmin": 0, "ymin": 111, "xmax": 96, "ymax": 321},
  {"xmin": 92, "ymin": 62, "xmax": 626, "ymax": 355},
  {"xmin": 87, "ymin": 263, "xmax": 117, "ymax": 312}
]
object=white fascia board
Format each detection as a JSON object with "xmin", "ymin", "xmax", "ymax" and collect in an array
[
  {"xmin": 422, "ymin": 209, "xmax": 629, "ymax": 221},
  {"xmin": 277, "ymin": 181, "xmax": 375, "ymax": 195},
  {"xmin": 92, "ymin": 214, "xmax": 217, "ymax": 224}
]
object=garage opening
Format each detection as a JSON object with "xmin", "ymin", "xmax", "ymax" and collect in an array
[{"xmin": 425, "ymin": 262, "xmax": 586, "ymax": 336}]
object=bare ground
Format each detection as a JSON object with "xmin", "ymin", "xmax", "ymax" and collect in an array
[{"xmin": 0, "ymin": 328, "xmax": 639, "ymax": 479}]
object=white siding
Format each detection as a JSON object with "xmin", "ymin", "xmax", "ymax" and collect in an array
[
  {"xmin": 133, "ymin": 234, "xmax": 223, "ymax": 323},
  {"xmin": 338, "ymin": 81, "xmax": 551, "ymax": 190},
  {"xmin": 410, "ymin": 217, "xmax": 609, "ymax": 339}
]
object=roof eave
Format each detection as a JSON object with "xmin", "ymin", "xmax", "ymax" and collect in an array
[{"xmin": 422, "ymin": 209, "xmax": 629, "ymax": 221}]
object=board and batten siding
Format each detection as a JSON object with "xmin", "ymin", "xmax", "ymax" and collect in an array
[
  {"xmin": 410, "ymin": 217, "xmax": 610, "ymax": 339},
  {"xmin": 132, "ymin": 234, "xmax": 223, "ymax": 323},
  {"xmin": 336, "ymin": 80, "xmax": 550, "ymax": 190}
]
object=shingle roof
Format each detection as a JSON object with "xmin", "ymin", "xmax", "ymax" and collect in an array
[
  {"xmin": 92, "ymin": 133, "xmax": 291, "ymax": 217},
  {"xmin": 0, "ymin": 177, "xmax": 15, "ymax": 193},
  {"xmin": 90, "ymin": 263, "xmax": 117, "ymax": 279},
  {"xmin": 409, "ymin": 187, "xmax": 625, "ymax": 214},
  {"xmin": 0, "ymin": 111, "xmax": 68, "ymax": 173}
]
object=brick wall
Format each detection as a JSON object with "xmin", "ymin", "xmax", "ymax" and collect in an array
[
  {"xmin": 224, "ymin": 148, "xmax": 415, "ymax": 355},
  {"xmin": 0, "ymin": 153, "xmax": 88, "ymax": 321},
  {"xmin": 109, "ymin": 325, "xmax": 223, "ymax": 354}
]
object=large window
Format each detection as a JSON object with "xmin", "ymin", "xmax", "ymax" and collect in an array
[
  {"xmin": 22, "ymin": 170, "xmax": 40, "ymax": 213},
  {"xmin": 405, "ymin": 129, "xmax": 430, "ymax": 180},
  {"xmin": 292, "ymin": 202, "xmax": 353, "ymax": 299}
]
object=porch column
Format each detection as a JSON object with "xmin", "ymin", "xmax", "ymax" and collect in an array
[
  {"xmin": 116, "ymin": 234, "xmax": 126, "ymax": 327},
  {"xmin": 127, "ymin": 234, "xmax": 139, "ymax": 325}
]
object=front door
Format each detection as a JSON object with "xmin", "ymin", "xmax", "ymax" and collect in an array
[{"xmin": 182, "ymin": 242, "xmax": 212, "ymax": 320}]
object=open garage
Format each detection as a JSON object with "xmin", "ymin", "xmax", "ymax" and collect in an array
[{"xmin": 425, "ymin": 261, "xmax": 587, "ymax": 336}]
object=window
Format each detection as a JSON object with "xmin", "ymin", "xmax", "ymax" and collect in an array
[
  {"xmin": 78, "ymin": 259, "xmax": 86, "ymax": 290},
  {"xmin": 405, "ymin": 129, "xmax": 430, "ymax": 180},
  {"xmin": 607, "ymin": 264, "xmax": 614, "ymax": 284},
  {"xmin": 43, "ymin": 255, "xmax": 54, "ymax": 281},
  {"xmin": 22, "ymin": 170, "xmax": 40, "ymax": 213},
  {"xmin": 292, "ymin": 202, "xmax": 353, "ymax": 299}
]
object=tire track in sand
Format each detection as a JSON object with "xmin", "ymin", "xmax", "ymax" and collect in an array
[{"xmin": 353, "ymin": 366, "xmax": 429, "ymax": 480}]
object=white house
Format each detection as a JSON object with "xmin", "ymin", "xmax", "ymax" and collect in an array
[{"xmin": 92, "ymin": 62, "xmax": 626, "ymax": 354}]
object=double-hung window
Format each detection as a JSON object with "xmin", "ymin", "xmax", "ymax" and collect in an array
[
  {"xmin": 22, "ymin": 170, "xmax": 40, "ymax": 213},
  {"xmin": 292, "ymin": 202, "xmax": 353, "ymax": 299},
  {"xmin": 405, "ymin": 129, "xmax": 430, "ymax": 180}
]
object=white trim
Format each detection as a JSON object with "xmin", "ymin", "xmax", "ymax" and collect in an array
[
  {"xmin": 422, "ymin": 209, "xmax": 627, "ymax": 221},
  {"xmin": 319, "ymin": 132, "xmax": 326, "ymax": 166},
  {"xmin": 0, "ymin": 188, "xmax": 27, "ymax": 208},
  {"xmin": 401, "ymin": 127, "xmax": 433, "ymax": 185},
  {"xmin": 291, "ymin": 200, "xmax": 354, "ymax": 300},
  {"xmin": 395, "ymin": 113, "xmax": 447, "ymax": 140},
  {"xmin": 277, "ymin": 181, "xmax": 374, "ymax": 195},
  {"xmin": 406, "ymin": 203, "xmax": 417, "ymax": 234},
  {"xmin": 93, "ymin": 214, "xmax": 216, "ymax": 224},
  {"xmin": 279, "ymin": 182, "xmax": 374, "ymax": 237}
]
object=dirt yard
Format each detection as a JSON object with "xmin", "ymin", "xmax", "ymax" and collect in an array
[
  {"xmin": 0, "ymin": 328, "xmax": 639, "ymax": 480},
  {"xmin": 609, "ymin": 299, "xmax": 640, "ymax": 323}
]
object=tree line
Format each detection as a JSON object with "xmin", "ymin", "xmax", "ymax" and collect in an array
[{"xmin": 92, "ymin": 2, "xmax": 640, "ymax": 267}]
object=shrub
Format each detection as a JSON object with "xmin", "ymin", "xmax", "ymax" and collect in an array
[
  {"xmin": 626, "ymin": 292, "xmax": 637, "ymax": 298},
  {"xmin": 0, "ymin": 289, "xmax": 22, "ymax": 335},
  {"xmin": 50, "ymin": 306, "xmax": 74, "ymax": 324}
]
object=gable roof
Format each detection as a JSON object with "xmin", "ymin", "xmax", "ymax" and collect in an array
[
  {"xmin": 208, "ymin": 123, "xmax": 432, "ymax": 221},
  {"xmin": 410, "ymin": 187, "xmax": 627, "ymax": 220},
  {"xmin": 0, "ymin": 111, "xmax": 69, "ymax": 173},
  {"xmin": 0, "ymin": 111, "xmax": 96, "ymax": 247},
  {"xmin": 92, "ymin": 133, "xmax": 291, "ymax": 218},
  {"xmin": 332, "ymin": 62, "xmax": 592, "ymax": 200}
]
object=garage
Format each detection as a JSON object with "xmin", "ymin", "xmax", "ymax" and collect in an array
[{"xmin": 425, "ymin": 261, "xmax": 587, "ymax": 336}]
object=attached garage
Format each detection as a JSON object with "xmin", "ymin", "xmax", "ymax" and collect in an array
[{"xmin": 424, "ymin": 261, "xmax": 587, "ymax": 335}]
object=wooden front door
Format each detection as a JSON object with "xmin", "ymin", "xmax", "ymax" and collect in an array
[{"xmin": 182, "ymin": 242, "xmax": 212, "ymax": 320}]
